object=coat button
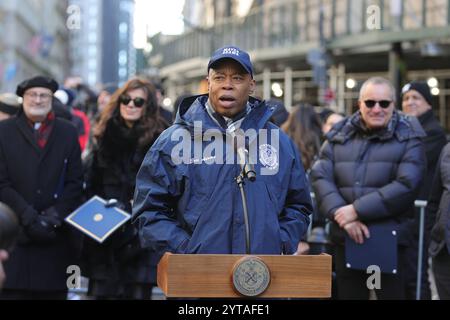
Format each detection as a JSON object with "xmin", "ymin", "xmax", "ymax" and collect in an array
[{"xmin": 37, "ymin": 189, "xmax": 41, "ymax": 194}]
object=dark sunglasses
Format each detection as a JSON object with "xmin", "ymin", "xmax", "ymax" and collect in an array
[
  {"xmin": 364, "ymin": 100, "xmax": 392, "ymax": 109},
  {"xmin": 119, "ymin": 95, "xmax": 146, "ymax": 108}
]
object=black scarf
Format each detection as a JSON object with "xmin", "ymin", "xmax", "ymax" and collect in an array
[{"xmin": 96, "ymin": 117, "xmax": 144, "ymax": 168}]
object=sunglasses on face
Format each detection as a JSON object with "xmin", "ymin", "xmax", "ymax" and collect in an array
[
  {"xmin": 364, "ymin": 100, "xmax": 392, "ymax": 109},
  {"xmin": 119, "ymin": 95, "xmax": 146, "ymax": 108}
]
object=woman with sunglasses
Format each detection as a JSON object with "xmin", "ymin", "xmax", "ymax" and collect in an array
[{"xmin": 82, "ymin": 78, "xmax": 168, "ymax": 300}]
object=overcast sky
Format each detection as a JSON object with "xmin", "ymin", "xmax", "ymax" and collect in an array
[{"xmin": 134, "ymin": 0, "xmax": 185, "ymax": 48}]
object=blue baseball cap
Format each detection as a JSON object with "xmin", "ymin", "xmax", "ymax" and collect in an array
[{"xmin": 208, "ymin": 46, "xmax": 254, "ymax": 78}]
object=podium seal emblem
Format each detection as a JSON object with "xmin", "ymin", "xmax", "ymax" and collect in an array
[{"xmin": 232, "ymin": 256, "xmax": 271, "ymax": 297}]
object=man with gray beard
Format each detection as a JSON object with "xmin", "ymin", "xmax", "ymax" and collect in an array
[{"xmin": 0, "ymin": 76, "xmax": 83, "ymax": 299}]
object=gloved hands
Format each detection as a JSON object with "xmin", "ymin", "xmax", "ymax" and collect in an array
[{"xmin": 25, "ymin": 207, "xmax": 62, "ymax": 244}]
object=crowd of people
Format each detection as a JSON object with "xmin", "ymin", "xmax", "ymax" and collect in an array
[{"xmin": 0, "ymin": 45, "xmax": 449, "ymax": 300}]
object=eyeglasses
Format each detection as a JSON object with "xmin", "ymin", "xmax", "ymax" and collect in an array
[
  {"xmin": 119, "ymin": 95, "xmax": 146, "ymax": 108},
  {"xmin": 24, "ymin": 92, "xmax": 53, "ymax": 101},
  {"xmin": 364, "ymin": 100, "xmax": 392, "ymax": 109}
]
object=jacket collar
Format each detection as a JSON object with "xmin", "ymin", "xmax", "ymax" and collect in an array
[
  {"xmin": 417, "ymin": 109, "xmax": 433, "ymax": 125},
  {"xmin": 15, "ymin": 110, "xmax": 59, "ymax": 157},
  {"xmin": 174, "ymin": 94, "xmax": 274, "ymax": 134}
]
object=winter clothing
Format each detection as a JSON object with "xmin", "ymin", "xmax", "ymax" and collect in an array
[
  {"xmin": 82, "ymin": 116, "xmax": 164, "ymax": 299},
  {"xmin": 311, "ymin": 110, "xmax": 426, "ymax": 299},
  {"xmin": 403, "ymin": 109, "xmax": 446, "ymax": 299},
  {"xmin": 0, "ymin": 110, "xmax": 83, "ymax": 294},
  {"xmin": 311, "ymin": 110, "xmax": 426, "ymax": 245},
  {"xmin": 133, "ymin": 94, "xmax": 312, "ymax": 261},
  {"xmin": 401, "ymin": 82, "xmax": 433, "ymax": 107},
  {"xmin": 16, "ymin": 76, "xmax": 58, "ymax": 97},
  {"xmin": 427, "ymin": 143, "xmax": 450, "ymax": 299}
]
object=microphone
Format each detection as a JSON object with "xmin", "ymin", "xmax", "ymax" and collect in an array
[
  {"xmin": 232, "ymin": 129, "xmax": 256, "ymax": 182},
  {"xmin": 233, "ymin": 133, "xmax": 256, "ymax": 254},
  {"xmin": 237, "ymin": 146, "xmax": 256, "ymax": 182}
]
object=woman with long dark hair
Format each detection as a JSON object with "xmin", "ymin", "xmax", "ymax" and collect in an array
[
  {"xmin": 282, "ymin": 104, "xmax": 322, "ymax": 172},
  {"xmin": 83, "ymin": 78, "xmax": 168, "ymax": 299},
  {"xmin": 282, "ymin": 104, "xmax": 324, "ymax": 255}
]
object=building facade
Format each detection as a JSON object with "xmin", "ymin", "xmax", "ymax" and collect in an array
[
  {"xmin": 0, "ymin": 0, "xmax": 70, "ymax": 92},
  {"xmin": 69, "ymin": 0, "xmax": 135, "ymax": 87},
  {"xmin": 69, "ymin": 0, "xmax": 102, "ymax": 87},
  {"xmin": 148, "ymin": 0, "xmax": 450, "ymax": 132}
]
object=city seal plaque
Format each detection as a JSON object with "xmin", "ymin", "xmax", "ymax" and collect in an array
[{"xmin": 232, "ymin": 256, "xmax": 271, "ymax": 297}]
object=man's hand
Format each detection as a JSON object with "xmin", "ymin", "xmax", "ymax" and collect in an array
[
  {"xmin": 334, "ymin": 204, "xmax": 358, "ymax": 228},
  {"xmin": 293, "ymin": 241, "xmax": 310, "ymax": 255},
  {"xmin": 0, "ymin": 250, "xmax": 9, "ymax": 289},
  {"xmin": 343, "ymin": 221, "xmax": 370, "ymax": 244}
]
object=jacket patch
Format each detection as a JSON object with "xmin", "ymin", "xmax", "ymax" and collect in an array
[{"xmin": 259, "ymin": 144, "xmax": 278, "ymax": 171}]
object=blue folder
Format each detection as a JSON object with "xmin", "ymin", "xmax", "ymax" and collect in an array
[
  {"xmin": 345, "ymin": 221, "xmax": 398, "ymax": 274},
  {"xmin": 65, "ymin": 196, "xmax": 131, "ymax": 243}
]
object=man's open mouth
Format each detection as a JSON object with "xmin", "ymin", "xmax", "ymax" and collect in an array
[{"xmin": 219, "ymin": 95, "xmax": 236, "ymax": 103}]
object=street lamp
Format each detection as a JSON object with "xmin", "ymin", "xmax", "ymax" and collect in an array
[
  {"xmin": 346, "ymin": 78, "xmax": 356, "ymax": 89},
  {"xmin": 427, "ymin": 77, "xmax": 438, "ymax": 88}
]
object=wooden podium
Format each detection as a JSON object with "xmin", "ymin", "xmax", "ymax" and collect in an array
[{"xmin": 157, "ymin": 253, "xmax": 332, "ymax": 298}]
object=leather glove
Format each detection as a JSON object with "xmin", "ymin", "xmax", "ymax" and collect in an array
[
  {"xmin": 25, "ymin": 211, "xmax": 61, "ymax": 244},
  {"xmin": 25, "ymin": 216, "xmax": 56, "ymax": 243},
  {"xmin": 41, "ymin": 207, "xmax": 62, "ymax": 228}
]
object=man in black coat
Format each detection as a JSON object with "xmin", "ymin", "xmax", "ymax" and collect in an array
[
  {"xmin": 401, "ymin": 81, "xmax": 447, "ymax": 299},
  {"xmin": 311, "ymin": 77, "xmax": 426, "ymax": 299},
  {"xmin": 426, "ymin": 143, "xmax": 450, "ymax": 300},
  {"xmin": 0, "ymin": 76, "xmax": 83, "ymax": 300}
]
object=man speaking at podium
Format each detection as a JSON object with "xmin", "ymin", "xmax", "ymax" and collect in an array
[{"xmin": 133, "ymin": 46, "xmax": 312, "ymax": 260}]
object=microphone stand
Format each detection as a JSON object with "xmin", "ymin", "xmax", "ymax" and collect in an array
[{"xmin": 235, "ymin": 152, "xmax": 256, "ymax": 255}]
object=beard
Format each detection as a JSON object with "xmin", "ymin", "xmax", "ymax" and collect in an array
[{"xmin": 24, "ymin": 104, "xmax": 52, "ymax": 121}]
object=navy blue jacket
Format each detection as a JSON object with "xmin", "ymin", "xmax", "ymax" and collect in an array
[
  {"xmin": 311, "ymin": 110, "xmax": 426, "ymax": 245},
  {"xmin": 132, "ymin": 95, "xmax": 312, "ymax": 258}
]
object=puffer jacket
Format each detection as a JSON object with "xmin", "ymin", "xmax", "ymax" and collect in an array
[
  {"xmin": 310, "ymin": 110, "xmax": 426, "ymax": 245},
  {"xmin": 132, "ymin": 94, "xmax": 312, "ymax": 259}
]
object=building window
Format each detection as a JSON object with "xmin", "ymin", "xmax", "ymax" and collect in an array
[
  {"xmin": 88, "ymin": 46, "xmax": 97, "ymax": 58},
  {"xmin": 88, "ymin": 33, "xmax": 97, "ymax": 44},
  {"xmin": 119, "ymin": 22, "xmax": 128, "ymax": 42},
  {"xmin": 118, "ymin": 50, "xmax": 127, "ymax": 66},
  {"xmin": 119, "ymin": 67, "xmax": 127, "ymax": 78}
]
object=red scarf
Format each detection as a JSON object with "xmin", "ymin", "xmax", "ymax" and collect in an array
[{"xmin": 27, "ymin": 112, "xmax": 55, "ymax": 148}]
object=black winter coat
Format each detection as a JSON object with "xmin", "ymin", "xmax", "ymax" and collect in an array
[
  {"xmin": 311, "ymin": 110, "xmax": 426, "ymax": 245},
  {"xmin": 0, "ymin": 111, "xmax": 83, "ymax": 291},
  {"xmin": 82, "ymin": 117, "xmax": 163, "ymax": 295},
  {"xmin": 427, "ymin": 143, "xmax": 450, "ymax": 257},
  {"xmin": 405, "ymin": 110, "xmax": 447, "ymax": 243},
  {"xmin": 417, "ymin": 110, "xmax": 447, "ymax": 201}
]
